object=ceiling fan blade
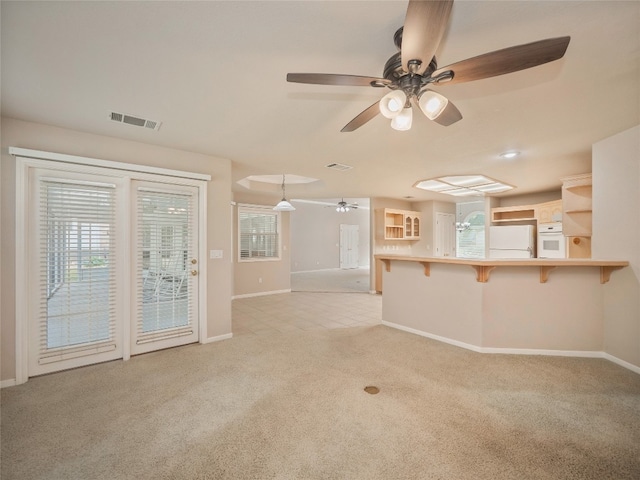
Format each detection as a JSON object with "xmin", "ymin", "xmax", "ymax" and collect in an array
[
  {"xmin": 287, "ymin": 73, "xmax": 390, "ymax": 87},
  {"xmin": 341, "ymin": 101, "xmax": 381, "ymax": 132},
  {"xmin": 431, "ymin": 36, "xmax": 571, "ymax": 85},
  {"xmin": 402, "ymin": 0, "xmax": 453, "ymax": 75},
  {"xmin": 432, "ymin": 99, "xmax": 462, "ymax": 126}
]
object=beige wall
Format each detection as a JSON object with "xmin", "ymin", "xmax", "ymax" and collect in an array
[
  {"xmin": 232, "ymin": 192, "xmax": 291, "ymax": 297},
  {"xmin": 1, "ymin": 117, "xmax": 233, "ymax": 382},
  {"xmin": 289, "ymin": 200, "xmax": 370, "ymax": 273},
  {"xmin": 380, "ymin": 125, "xmax": 640, "ymax": 371},
  {"xmin": 496, "ymin": 190, "xmax": 562, "ymax": 208},
  {"xmin": 381, "ymin": 260, "xmax": 605, "ymax": 352},
  {"xmin": 592, "ymin": 125, "xmax": 640, "ymax": 368}
]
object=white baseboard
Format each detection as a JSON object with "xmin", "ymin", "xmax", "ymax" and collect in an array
[
  {"xmin": 382, "ymin": 321, "xmax": 639, "ymax": 374},
  {"xmin": 202, "ymin": 333, "xmax": 233, "ymax": 344},
  {"xmin": 291, "ymin": 266, "xmax": 370, "ymax": 274},
  {"xmin": 232, "ymin": 289, "xmax": 291, "ymax": 300},
  {"xmin": 603, "ymin": 352, "xmax": 640, "ymax": 375},
  {"xmin": 1, "ymin": 378, "xmax": 17, "ymax": 389},
  {"xmin": 382, "ymin": 321, "xmax": 484, "ymax": 353},
  {"xmin": 291, "ymin": 268, "xmax": 341, "ymax": 274}
]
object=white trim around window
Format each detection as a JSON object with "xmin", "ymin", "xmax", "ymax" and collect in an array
[{"xmin": 237, "ymin": 204, "xmax": 282, "ymax": 262}]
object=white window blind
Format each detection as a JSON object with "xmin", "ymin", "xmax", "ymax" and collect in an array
[
  {"xmin": 38, "ymin": 181, "xmax": 117, "ymax": 364},
  {"xmin": 238, "ymin": 207, "xmax": 280, "ymax": 260},
  {"xmin": 136, "ymin": 189, "xmax": 194, "ymax": 343}
]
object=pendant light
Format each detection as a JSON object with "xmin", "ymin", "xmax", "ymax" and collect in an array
[{"xmin": 273, "ymin": 174, "xmax": 295, "ymax": 211}]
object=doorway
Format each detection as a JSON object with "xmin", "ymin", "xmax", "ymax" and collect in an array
[
  {"xmin": 435, "ymin": 212, "xmax": 456, "ymax": 257},
  {"xmin": 16, "ymin": 154, "xmax": 207, "ymax": 381},
  {"xmin": 339, "ymin": 224, "xmax": 359, "ymax": 269}
]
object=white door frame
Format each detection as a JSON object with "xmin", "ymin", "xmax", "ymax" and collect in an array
[
  {"xmin": 435, "ymin": 212, "xmax": 456, "ymax": 257},
  {"xmin": 339, "ymin": 224, "xmax": 359, "ymax": 269},
  {"xmin": 13, "ymin": 148, "xmax": 210, "ymax": 385}
]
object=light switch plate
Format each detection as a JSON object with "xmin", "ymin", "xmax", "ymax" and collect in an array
[{"xmin": 210, "ymin": 249, "xmax": 223, "ymax": 259}]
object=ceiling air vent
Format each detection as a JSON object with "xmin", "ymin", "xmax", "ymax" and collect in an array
[
  {"xmin": 109, "ymin": 111, "xmax": 162, "ymax": 131},
  {"xmin": 325, "ymin": 162, "xmax": 353, "ymax": 171}
]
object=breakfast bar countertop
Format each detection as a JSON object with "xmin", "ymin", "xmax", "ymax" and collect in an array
[{"xmin": 374, "ymin": 254, "xmax": 629, "ymax": 284}]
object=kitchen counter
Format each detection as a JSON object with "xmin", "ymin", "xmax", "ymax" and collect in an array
[
  {"xmin": 375, "ymin": 254, "xmax": 630, "ymax": 356},
  {"xmin": 375, "ymin": 255, "xmax": 629, "ymax": 283}
]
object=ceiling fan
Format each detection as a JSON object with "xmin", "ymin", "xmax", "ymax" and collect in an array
[
  {"xmin": 287, "ymin": 0, "xmax": 570, "ymax": 132},
  {"xmin": 335, "ymin": 198, "xmax": 359, "ymax": 212}
]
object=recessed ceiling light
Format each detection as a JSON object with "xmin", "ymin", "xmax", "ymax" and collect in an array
[{"xmin": 499, "ymin": 151, "xmax": 520, "ymax": 159}]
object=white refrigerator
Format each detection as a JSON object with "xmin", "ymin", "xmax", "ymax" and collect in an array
[{"xmin": 489, "ymin": 225, "xmax": 535, "ymax": 258}]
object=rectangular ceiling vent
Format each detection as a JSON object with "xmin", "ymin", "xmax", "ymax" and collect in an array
[
  {"xmin": 109, "ymin": 111, "xmax": 162, "ymax": 131},
  {"xmin": 325, "ymin": 162, "xmax": 353, "ymax": 171}
]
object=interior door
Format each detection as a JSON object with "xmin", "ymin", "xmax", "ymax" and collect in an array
[
  {"xmin": 339, "ymin": 224, "xmax": 359, "ymax": 269},
  {"xmin": 131, "ymin": 182, "xmax": 199, "ymax": 355},
  {"xmin": 435, "ymin": 212, "xmax": 456, "ymax": 257}
]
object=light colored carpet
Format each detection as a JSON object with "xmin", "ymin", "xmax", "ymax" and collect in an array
[{"xmin": 2, "ymin": 325, "xmax": 640, "ymax": 479}]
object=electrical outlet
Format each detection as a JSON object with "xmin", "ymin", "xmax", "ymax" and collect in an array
[{"xmin": 258, "ymin": 277, "xmax": 263, "ymax": 283}]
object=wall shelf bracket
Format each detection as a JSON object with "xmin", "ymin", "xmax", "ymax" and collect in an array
[
  {"xmin": 419, "ymin": 261, "xmax": 431, "ymax": 277},
  {"xmin": 471, "ymin": 265, "xmax": 496, "ymax": 283},
  {"xmin": 540, "ymin": 266, "xmax": 557, "ymax": 283},
  {"xmin": 601, "ymin": 266, "xmax": 624, "ymax": 284}
]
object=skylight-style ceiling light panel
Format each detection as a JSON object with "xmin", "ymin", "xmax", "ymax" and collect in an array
[
  {"xmin": 414, "ymin": 175, "xmax": 514, "ymax": 196},
  {"xmin": 438, "ymin": 175, "xmax": 493, "ymax": 187},
  {"xmin": 474, "ymin": 183, "xmax": 513, "ymax": 193},
  {"xmin": 413, "ymin": 179, "xmax": 454, "ymax": 192}
]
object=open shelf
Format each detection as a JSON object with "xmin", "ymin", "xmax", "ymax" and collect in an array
[{"xmin": 378, "ymin": 208, "xmax": 421, "ymax": 241}]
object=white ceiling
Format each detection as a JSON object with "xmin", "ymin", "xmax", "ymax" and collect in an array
[{"xmin": 2, "ymin": 1, "xmax": 639, "ymax": 203}]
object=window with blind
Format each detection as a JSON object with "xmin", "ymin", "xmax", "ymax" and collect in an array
[
  {"xmin": 456, "ymin": 211, "xmax": 486, "ymax": 259},
  {"xmin": 38, "ymin": 180, "xmax": 117, "ymax": 363},
  {"xmin": 238, "ymin": 206, "xmax": 280, "ymax": 261}
]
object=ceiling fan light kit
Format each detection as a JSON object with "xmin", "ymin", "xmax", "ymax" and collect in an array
[
  {"xmin": 379, "ymin": 90, "xmax": 407, "ymax": 119},
  {"xmin": 286, "ymin": 0, "xmax": 570, "ymax": 132},
  {"xmin": 418, "ymin": 90, "xmax": 448, "ymax": 120},
  {"xmin": 334, "ymin": 198, "xmax": 359, "ymax": 212},
  {"xmin": 391, "ymin": 107, "xmax": 413, "ymax": 131}
]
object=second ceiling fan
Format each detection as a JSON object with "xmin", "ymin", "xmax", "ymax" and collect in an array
[{"xmin": 287, "ymin": 0, "xmax": 570, "ymax": 132}]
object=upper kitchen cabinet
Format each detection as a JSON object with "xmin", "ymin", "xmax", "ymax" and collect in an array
[
  {"xmin": 376, "ymin": 208, "xmax": 421, "ymax": 240},
  {"xmin": 536, "ymin": 199, "xmax": 563, "ymax": 224},
  {"xmin": 562, "ymin": 173, "xmax": 592, "ymax": 237},
  {"xmin": 490, "ymin": 199, "xmax": 562, "ymax": 224}
]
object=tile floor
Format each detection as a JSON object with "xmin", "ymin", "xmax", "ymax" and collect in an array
[
  {"xmin": 290, "ymin": 267, "xmax": 371, "ymax": 293},
  {"xmin": 232, "ymin": 292, "xmax": 382, "ymax": 337}
]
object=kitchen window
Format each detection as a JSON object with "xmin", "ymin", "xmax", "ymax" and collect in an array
[{"xmin": 238, "ymin": 205, "xmax": 281, "ymax": 261}]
